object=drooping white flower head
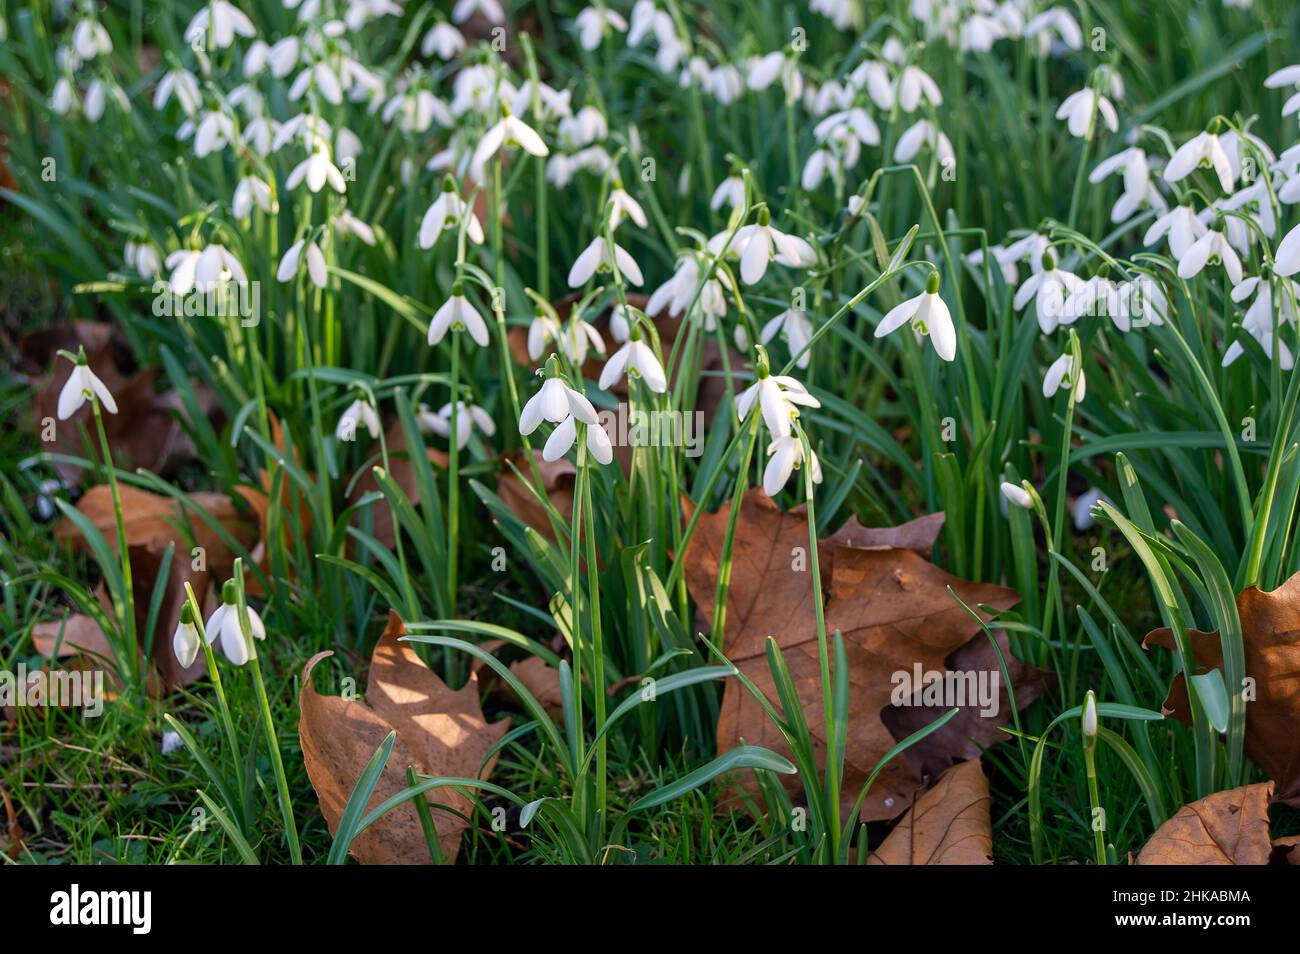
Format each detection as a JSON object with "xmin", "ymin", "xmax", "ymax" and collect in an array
[
  {"xmin": 165, "ymin": 244, "xmax": 248, "ymax": 296},
  {"xmin": 1276, "ymin": 222, "xmax": 1300, "ymax": 277},
  {"xmin": 286, "ymin": 147, "xmax": 347, "ymax": 194},
  {"xmin": 336, "ymin": 397, "xmax": 381, "ymax": 442},
  {"xmin": 1000, "ymin": 480, "xmax": 1034, "ymax": 510},
  {"xmin": 575, "ymin": 6, "xmax": 628, "ymax": 50},
  {"xmin": 72, "ymin": 18, "xmax": 113, "ymax": 60},
  {"xmin": 763, "ymin": 433, "xmax": 822, "ymax": 497},
  {"xmin": 419, "ymin": 400, "xmax": 496, "ymax": 449},
  {"xmin": 422, "ymin": 21, "xmax": 467, "ymax": 60},
  {"xmin": 277, "ymin": 237, "xmax": 328, "ymax": 288},
  {"xmin": 1014, "ymin": 251, "xmax": 1084, "ymax": 334},
  {"xmin": 1144, "ymin": 205, "xmax": 1208, "ymax": 260},
  {"xmin": 711, "ymin": 175, "xmax": 746, "ymax": 212},
  {"xmin": 419, "ymin": 178, "xmax": 485, "ymax": 248},
  {"xmin": 607, "ymin": 186, "xmax": 648, "ymax": 230},
  {"xmin": 598, "ymin": 326, "xmax": 668, "ymax": 393},
  {"xmin": 760, "ymin": 308, "xmax": 815, "ymax": 369},
  {"xmin": 874, "ymin": 271, "xmax": 957, "ymax": 361},
  {"xmin": 473, "ymin": 111, "xmax": 549, "ymax": 170},
  {"xmin": 568, "ymin": 236, "xmax": 645, "ymax": 287},
  {"xmin": 1164, "ymin": 128, "xmax": 1235, "ymax": 193},
  {"xmin": 735, "ymin": 351, "xmax": 821, "ymax": 439},
  {"xmin": 429, "ymin": 283, "xmax": 490, "ymax": 347},
  {"xmin": 204, "ymin": 580, "xmax": 266, "ymax": 666},
  {"xmin": 719, "ymin": 208, "xmax": 816, "ymax": 285},
  {"xmin": 893, "ymin": 119, "xmax": 955, "ymax": 166},
  {"xmin": 452, "ymin": 0, "xmax": 505, "ymax": 24},
  {"xmin": 56, "ymin": 351, "xmax": 118, "ymax": 420},
  {"xmin": 1023, "ymin": 7, "xmax": 1083, "ymax": 57},
  {"xmin": 1055, "ymin": 88, "xmax": 1118, "ymax": 138},
  {"xmin": 173, "ymin": 603, "xmax": 202, "ymax": 668},
  {"xmin": 1043, "ymin": 351, "xmax": 1086, "ymax": 402},
  {"xmin": 519, "ymin": 357, "xmax": 611, "ymax": 465},
  {"xmin": 185, "ymin": 1, "xmax": 256, "ymax": 51},
  {"xmin": 1177, "ymin": 227, "xmax": 1243, "ymax": 284},
  {"xmin": 233, "ymin": 175, "xmax": 277, "ymax": 218}
]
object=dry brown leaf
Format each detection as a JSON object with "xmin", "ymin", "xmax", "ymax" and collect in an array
[
  {"xmin": 683, "ymin": 489, "xmax": 1025, "ymax": 819},
  {"xmin": 824, "ymin": 511, "xmax": 946, "ymax": 556},
  {"xmin": 496, "ymin": 449, "xmax": 575, "ymax": 544},
  {"xmin": 1135, "ymin": 783, "xmax": 1274, "ymax": 865},
  {"xmin": 299, "ymin": 611, "xmax": 510, "ymax": 864},
  {"xmin": 31, "ymin": 541, "xmax": 212, "ymax": 694},
  {"xmin": 1272, "ymin": 834, "xmax": 1300, "ymax": 864},
  {"xmin": 57, "ymin": 484, "xmax": 259, "ymax": 585},
  {"xmin": 507, "ymin": 656, "xmax": 566, "ymax": 719},
  {"xmin": 867, "ymin": 759, "xmax": 992, "ymax": 864},
  {"xmin": 1145, "ymin": 571, "xmax": 1300, "ymax": 805},
  {"xmin": 349, "ymin": 419, "xmax": 448, "ymax": 549}
]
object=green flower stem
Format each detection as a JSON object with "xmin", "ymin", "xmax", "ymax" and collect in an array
[
  {"xmin": 232, "ymin": 560, "xmax": 302, "ymax": 864},
  {"xmin": 579, "ymin": 435, "xmax": 607, "ymax": 832},
  {"xmin": 91, "ymin": 393, "xmax": 136, "ymax": 685},
  {"xmin": 709, "ymin": 411, "xmax": 760, "ymax": 649},
  {"xmin": 183, "ymin": 581, "xmax": 245, "ymax": 814}
]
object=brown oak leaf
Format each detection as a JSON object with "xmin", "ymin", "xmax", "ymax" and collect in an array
[
  {"xmin": 1144, "ymin": 571, "xmax": 1300, "ymax": 805},
  {"xmin": 683, "ymin": 489, "xmax": 1025, "ymax": 819},
  {"xmin": 867, "ymin": 759, "xmax": 993, "ymax": 864},
  {"xmin": 1135, "ymin": 783, "xmax": 1273, "ymax": 865},
  {"xmin": 299, "ymin": 611, "xmax": 510, "ymax": 864},
  {"xmin": 496, "ymin": 449, "xmax": 575, "ymax": 544}
]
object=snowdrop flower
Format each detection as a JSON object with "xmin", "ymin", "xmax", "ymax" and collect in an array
[
  {"xmin": 1093, "ymin": 147, "xmax": 1165, "ymax": 222},
  {"xmin": 429, "ymin": 284, "xmax": 490, "ymax": 347},
  {"xmin": 814, "ymin": 108, "xmax": 881, "ymax": 148},
  {"xmin": 1178, "ymin": 227, "xmax": 1243, "ymax": 284},
  {"xmin": 1278, "ymin": 223, "xmax": 1300, "ymax": 277},
  {"xmin": 519, "ymin": 359, "xmax": 611, "ymax": 464},
  {"xmin": 599, "ymin": 327, "xmax": 668, "ymax": 393},
  {"xmin": 1223, "ymin": 275, "xmax": 1300, "ymax": 370},
  {"xmin": 173, "ymin": 603, "xmax": 202, "ymax": 668},
  {"xmin": 1062, "ymin": 269, "xmax": 1120, "ymax": 327},
  {"xmin": 57, "ymin": 352, "xmax": 117, "ymax": 419},
  {"xmin": 1144, "ymin": 205, "xmax": 1208, "ymax": 259},
  {"xmin": 735, "ymin": 355, "xmax": 821, "ymax": 438},
  {"xmin": 286, "ymin": 147, "xmax": 347, "ymax": 194},
  {"xmin": 473, "ymin": 110, "xmax": 549, "ymax": 169},
  {"xmin": 1043, "ymin": 351, "xmax": 1086, "ymax": 401},
  {"xmin": 125, "ymin": 241, "xmax": 161, "ymax": 279},
  {"xmin": 961, "ymin": 13, "xmax": 1006, "ymax": 51},
  {"xmin": 232, "ymin": 175, "xmax": 276, "ymax": 217},
  {"xmin": 896, "ymin": 65, "xmax": 943, "ymax": 113},
  {"xmin": 708, "ymin": 65, "xmax": 745, "ymax": 104},
  {"xmin": 893, "ymin": 119, "xmax": 955, "ymax": 166},
  {"xmin": 1265, "ymin": 64, "xmax": 1300, "ymax": 92},
  {"xmin": 646, "ymin": 254, "xmax": 702, "ymax": 317},
  {"xmin": 419, "ymin": 179, "xmax": 484, "ymax": 247},
  {"xmin": 747, "ymin": 50, "xmax": 803, "ymax": 100},
  {"xmin": 764, "ymin": 433, "xmax": 822, "ymax": 497},
  {"xmin": 165, "ymin": 244, "xmax": 247, "ymax": 296},
  {"xmin": 423, "ymin": 21, "xmax": 466, "ymax": 59},
  {"xmin": 155, "ymin": 68, "xmax": 202, "ymax": 115},
  {"xmin": 711, "ymin": 175, "xmax": 746, "ymax": 212},
  {"xmin": 452, "ymin": 0, "xmax": 505, "ymax": 23},
  {"xmin": 72, "ymin": 18, "xmax": 113, "ymax": 60},
  {"xmin": 204, "ymin": 581, "xmax": 265, "ymax": 666},
  {"xmin": 289, "ymin": 62, "xmax": 344, "ymax": 105},
  {"xmin": 568, "ymin": 236, "xmax": 644, "ymax": 287},
  {"xmin": 1023, "ymin": 7, "xmax": 1083, "ymax": 56},
  {"xmin": 1164, "ymin": 129, "xmax": 1235, "ymax": 193},
  {"xmin": 1001, "ymin": 232, "xmax": 1051, "ymax": 274},
  {"xmin": 49, "ymin": 77, "xmax": 78, "ymax": 115},
  {"xmin": 84, "ymin": 78, "xmax": 128, "ymax": 122},
  {"xmin": 189, "ymin": 110, "xmax": 237, "ymax": 158},
  {"xmin": 874, "ymin": 271, "xmax": 957, "ymax": 361},
  {"xmin": 760, "ymin": 308, "xmax": 814, "ymax": 368},
  {"xmin": 185, "ymin": 1, "xmax": 256, "ymax": 50},
  {"xmin": 575, "ymin": 6, "xmax": 627, "ymax": 50},
  {"xmin": 277, "ymin": 237, "xmax": 327, "ymax": 288},
  {"xmin": 1072, "ymin": 488, "xmax": 1110, "ymax": 531},
  {"xmin": 334, "ymin": 210, "xmax": 377, "ymax": 245},
  {"xmin": 811, "ymin": 0, "xmax": 860, "ymax": 30},
  {"xmin": 1115, "ymin": 276, "xmax": 1168, "ymax": 330},
  {"xmin": 420, "ymin": 401, "xmax": 496, "ymax": 449},
  {"xmin": 560, "ymin": 316, "xmax": 607, "ymax": 364},
  {"xmin": 336, "ymin": 398, "xmax": 380, "ymax": 442},
  {"xmin": 1000, "ymin": 480, "xmax": 1034, "ymax": 510},
  {"xmin": 607, "ymin": 185, "xmax": 648, "ymax": 230},
  {"xmin": 1014, "ymin": 252, "xmax": 1083, "ymax": 334},
  {"xmin": 849, "ymin": 60, "xmax": 894, "ymax": 110},
  {"xmin": 730, "ymin": 208, "xmax": 817, "ymax": 285},
  {"xmin": 558, "ymin": 106, "xmax": 607, "ymax": 149},
  {"xmin": 1056, "ymin": 88, "xmax": 1118, "ymax": 138}
]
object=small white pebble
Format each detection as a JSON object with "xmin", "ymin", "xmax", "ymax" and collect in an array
[{"xmin": 161, "ymin": 730, "xmax": 183, "ymax": 755}]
